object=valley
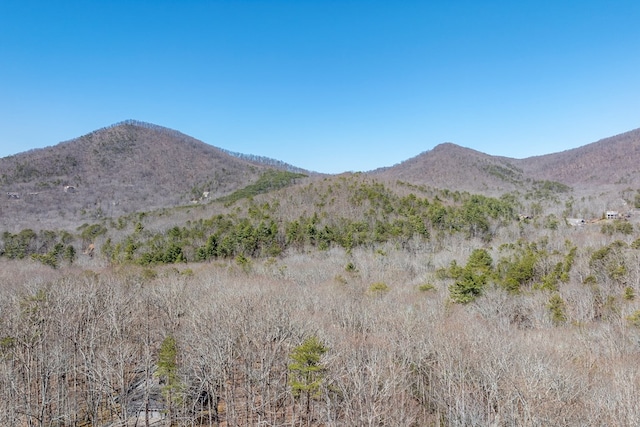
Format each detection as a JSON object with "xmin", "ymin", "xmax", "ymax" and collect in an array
[{"xmin": 1, "ymin": 122, "xmax": 640, "ymax": 425}]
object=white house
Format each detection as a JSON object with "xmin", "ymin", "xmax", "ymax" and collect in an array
[{"xmin": 606, "ymin": 211, "xmax": 619, "ymax": 220}]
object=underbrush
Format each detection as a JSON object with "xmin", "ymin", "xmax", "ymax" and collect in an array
[{"xmin": 1, "ymin": 243, "xmax": 639, "ymax": 426}]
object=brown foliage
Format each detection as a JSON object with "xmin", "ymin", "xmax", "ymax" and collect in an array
[{"xmin": 1, "ymin": 242, "xmax": 640, "ymax": 425}]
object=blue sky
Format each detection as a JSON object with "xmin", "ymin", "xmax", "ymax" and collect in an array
[{"xmin": 1, "ymin": 1, "xmax": 639, "ymax": 173}]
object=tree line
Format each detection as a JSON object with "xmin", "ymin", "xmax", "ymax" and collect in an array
[{"xmin": 2, "ymin": 175, "xmax": 640, "ymax": 425}]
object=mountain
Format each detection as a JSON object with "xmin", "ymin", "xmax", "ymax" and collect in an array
[
  {"xmin": 513, "ymin": 128, "xmax": 640, "ymax": 188},
  {"xmin": 3, "ymin": 120, "xmax": 640, "ymax": 231},
  {"xmin": 370, "ymin": 143, "xmax": 526, "ymax": 194},
  {"xmin": 0, "ymin": 120, "xmax": 309, "ymax": 230},
  {"xmin": 371, "ymin": 128, "xmax": 640, "ymax": 193},
  {"xmin": 3, "ymin": 123, "xmax": 640, "ymax": 427}
]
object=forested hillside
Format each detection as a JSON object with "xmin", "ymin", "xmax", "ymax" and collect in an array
[
  {"xmin": 2, "ymin": 168, "xmax": 640, "ymax": 425},
  {"xmin": 0, "ymin": 121, "xmax": 308, "ymax": 231},
  {"xmin": 374, "ymin": 127, "xmax": 640, "ymax": 193},
  {"xmin": 514, "ymin": 127, "xmax": 640, "ymax": 187}
]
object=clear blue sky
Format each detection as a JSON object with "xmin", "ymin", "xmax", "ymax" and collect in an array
[{"xmin": 1, "ymin": 1, "xmax": 639, "ymax": 173}]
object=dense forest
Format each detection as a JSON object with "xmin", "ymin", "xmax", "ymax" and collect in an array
[{"xmin": 2, "ymin": 171, "xmax": 640, "ymax": 426}]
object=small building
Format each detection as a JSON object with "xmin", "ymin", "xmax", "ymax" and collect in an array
[
  {"xmin": 567, "ymin": 218, "xmax": 585, "ymax": 226},
  {"xmin": 126, "ymin": 369, "xmax": 166, "ymax": 425},
  {"xmin": 606, "ymin": 211, "xmax": 619, "ymax": 220},
  {"xmin": 133, "ymin": 406, "xmax": 165, "ymax": 425}
]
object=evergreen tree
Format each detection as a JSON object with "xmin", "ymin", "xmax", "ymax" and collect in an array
[
  {"xmin": 288, "ymin": 335, "xmax": 328, "ymax": 421},
  {"xmin": 157, "ymin": 335, "xmax": 181, "ymax": 423},
  {"xmin": 547, "ymin": 293, "xmax": 567, "ymax": 326},
  {"xmin": 449, "ymin": 248, "xmax": 493, "ymax": 303}
]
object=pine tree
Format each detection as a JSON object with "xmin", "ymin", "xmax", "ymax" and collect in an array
[
  {"xmin": 288, "ymin": 335, "xmax": 328, "ymax": 421},
  {"xmin": 547, "ymin": 293, "xmax": 567, "ymax": 326},
  {"xmin": 157, "ymin": 335, "xmax": 181, "ymax": 423}
]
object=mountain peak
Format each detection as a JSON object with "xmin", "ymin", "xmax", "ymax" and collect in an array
[{"xmin": 0, "ymin": 122, "xmax": 277, "ymax": 230}]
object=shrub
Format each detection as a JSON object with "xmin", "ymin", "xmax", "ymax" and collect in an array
[
  {"xmin": 449, "ymin": 269, "xmax": 486, "ymax": 304},
  {"xmin": 345, "ymin": 262, "xmax": 357, "ymax": 272},
  {"xmin": 142, "ymin": 268, "xmax": 157, "ymax": 280},
  {"xmin": 417, "ymin": 283, "xmax": 435, "ymax": 292},
  {"xmin": 449, "ymin": 249, "xmax": 494, "ymax": 303},
  {"xmin": 627, "ymin": 310, "xmax": 640, "ymax": 328},
  {"xmin": 623, "ymin": 286, "xmax": 635, "ymax": 301},
  {"xmin": 79, "ymin": 223, "xmax": 108, "ymax": 241},
  {"xmin": 368, "ymin": 282, "xmax": 390, "ymax": 294},
  {"xmin": 547, "ymin": 293, "xmax": 567, "ymax": 326}
]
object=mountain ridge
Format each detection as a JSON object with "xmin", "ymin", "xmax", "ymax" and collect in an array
[
  {"xmin": 0, "ymin": 120, "xmax": 308, "ymax": 230},
  {"xmin": 2, "ymin": 120, "xmax": 640, "ymax": 230},
  {"xmin": 513, "ymin": 127, "xmax": 640, "ymax": 187},
  {"xmin": 372, "ymin": 127, "xmax": 640, "ymax": 192}
]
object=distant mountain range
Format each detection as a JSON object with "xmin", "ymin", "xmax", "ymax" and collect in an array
[
  {"xmin": 372, "ymin": 128, "xmax": 640, "ymax": 193},
  {"xmin": 1, "ymin": 120, "xmax": 639, "ymax": 230}
]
